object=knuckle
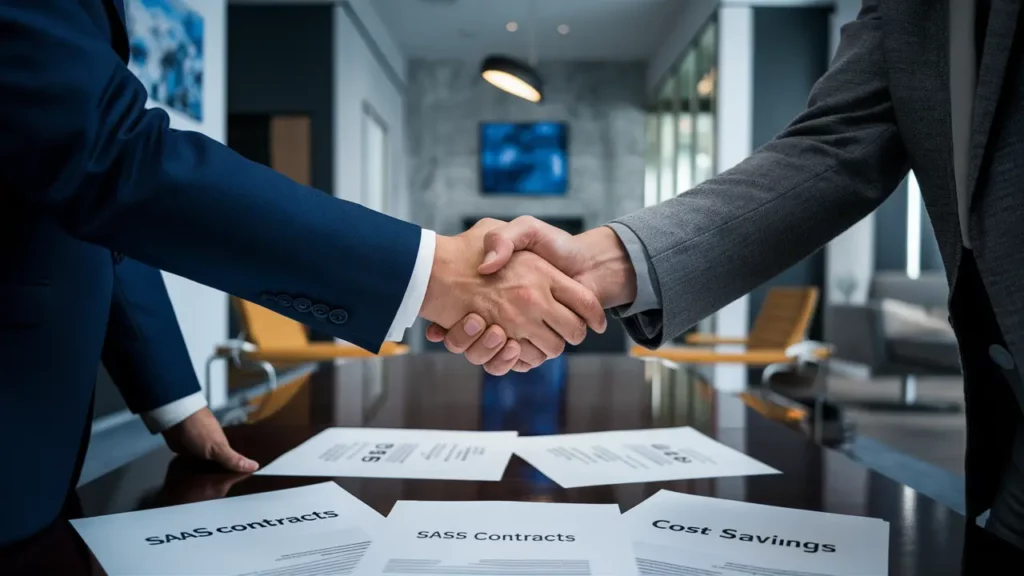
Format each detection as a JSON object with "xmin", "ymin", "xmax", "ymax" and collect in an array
[{"xmin": 568, "ymin": 320, "xmax": 587, "ymax": 345}]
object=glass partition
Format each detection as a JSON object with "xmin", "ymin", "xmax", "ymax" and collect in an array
[
  {"xmin": 643, "ymin": 17, "xmax": 717, "ymax": 206},
  {"xmin": 642, "ymin": 16, "xmax": 718, "ymax": 338}
]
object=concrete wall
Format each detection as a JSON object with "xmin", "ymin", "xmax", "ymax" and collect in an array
[{"xmin": 405, "ymin": 61, "xmax": 647, "ymax": 235}]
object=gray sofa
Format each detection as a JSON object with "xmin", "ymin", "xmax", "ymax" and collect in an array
[{"xmin": 827, "ymin": 272, "xmax": 961, "ymax": 411}]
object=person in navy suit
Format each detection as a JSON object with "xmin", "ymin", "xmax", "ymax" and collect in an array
[{"xmin": 0, "ymin": 0, "xmax": 607, "ymax": 545}]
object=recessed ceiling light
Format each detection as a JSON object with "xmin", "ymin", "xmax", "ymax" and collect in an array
[
  {"xmin": 557, "ymin": 24, "xmax": 570, "ymax": 35},
  {"xmin": 506, "ymin": 21, "xmax": 518, "ymax": 32}
]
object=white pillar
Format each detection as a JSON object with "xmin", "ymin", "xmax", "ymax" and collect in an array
[{"xmin": 713, "ymin": 5, "xmax": 754, "ymax": 393}]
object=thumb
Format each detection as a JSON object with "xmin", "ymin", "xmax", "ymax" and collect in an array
[
  {"xmin": 478, "ymin": 216, "xmax": 545, "ymax": 275},
  {"xmin": 210, "ymin": 442, "xmax": 259, "ymax": 473}
]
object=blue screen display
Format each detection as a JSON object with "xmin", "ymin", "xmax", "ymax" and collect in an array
[{"xmin": 480, "ymin": 122, "xmax": 568, "ymax": 194}]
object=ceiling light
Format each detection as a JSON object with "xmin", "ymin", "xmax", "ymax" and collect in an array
[
  {"xmin": 506, "ymin": 21, "xmax": 518, "ymax": 32},
  {"xmin": 481, "ymin": 56, "xmax": 543, "ymax": 103},
  {"xmin": 557, "ymin": 24, "xmax": 570, "ymax": 35},
  {"xmin": 697, "ymin": 68, "xmax": 716, "ymax": 97}
]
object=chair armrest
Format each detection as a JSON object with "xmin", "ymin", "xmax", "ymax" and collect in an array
[{"xmin": 684, "ymin": 333, "xmax": 749, "ymax": 345}]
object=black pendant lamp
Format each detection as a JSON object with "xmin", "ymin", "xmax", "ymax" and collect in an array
[
  {"xmin": 481, "ymin": 0, "xmax": 543, "ymax": 102},
  {"xmin": 481, "ymin": 55, "xmax": 543, "ymax": 103}
]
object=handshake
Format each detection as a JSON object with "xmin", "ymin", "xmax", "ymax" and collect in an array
[{"xmin": 418, "ymin": 217, "xmax": 637, "ymax": 376}]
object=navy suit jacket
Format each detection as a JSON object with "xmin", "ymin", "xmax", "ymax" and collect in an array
[{"xmin": 0, "ymin": 0, "xmax": 420, "ymax": 544}]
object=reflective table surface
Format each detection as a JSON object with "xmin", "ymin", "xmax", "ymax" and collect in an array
[{"xmin": 4, "ymin": 354, "xmax": 1018, "ymax": 574}]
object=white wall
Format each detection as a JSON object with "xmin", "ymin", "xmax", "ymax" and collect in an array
[
  {"xmin": 131, "ymin": 0, "xmax": 229, "ymax": 406},
  {"xmin": 348, "ymin": 0, "xmax": 407, "ymax": 84},
  {"xmin": 333, "ymin": 4, "xmax": 409, "ymax": 222}
]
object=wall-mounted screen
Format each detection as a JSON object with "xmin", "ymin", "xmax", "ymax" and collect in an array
[{"xmin": 480, "ymin": 122, "xmax": 568, "ymax": 195}]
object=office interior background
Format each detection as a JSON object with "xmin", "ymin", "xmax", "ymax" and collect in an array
[{"xmin": 87, "ymin": 0, "xmax": 965, "ymax": 515}]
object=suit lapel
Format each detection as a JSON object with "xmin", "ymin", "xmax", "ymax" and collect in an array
[
  {"xmin": 104, "ymin": 0, "xmax": 130, "ymax": 63},
  {"xmin": 968, "ymin": 0, "xmax": 1020, "ymax": 201},
  {"xmin": 109, "ymin": 0, "xmax": 126, "ymax": 28}
]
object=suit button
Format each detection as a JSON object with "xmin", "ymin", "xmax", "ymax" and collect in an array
[
  {"xmin": 329, "ymin": 309, "xmax": 349, "ymax": 324},
  {"xmin": 989, "ymin": 345, "xmax": 1015, "ymax": 370},
  {"xmin": 276, "ymin": 294, "xmax": 294, "ymax": 308},
  {"xmin": 311, "ymin": 304, "xmax": 330, "ymax": 319},
  {"xmin": 260, "ymin": 293, "xmax": 276, "ymax": 304},
  {"xmin": 293, "ymin": 298, "xmax": 312, "ymax": 313}
]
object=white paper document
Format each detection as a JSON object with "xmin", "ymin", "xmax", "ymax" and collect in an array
[
  {"xmin": 257, "ymin": 428, "xmax": 519, "ymax": 481},
  {"xmin": 626, "ymin": 490, "xmax": 889, "ymax": 576},
  {"xmin": 513, "ymin": 426, "xmax": 780, "ymax": 488},
  {"xmin": 355, "ymin": 500, "xmax": 640, "ymax": 576},
  {"xmin": 70, "ymin": 482, "xmax": 383, "ymax": 576}
]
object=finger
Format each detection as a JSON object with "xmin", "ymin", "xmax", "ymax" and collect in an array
[
  {"xmin": 483, "ymin": 339, "xmax": 522, "ymax": 375},
  {"xmin": 517, "ymin": 340, "xmax": 546, "ymax": 368},
  {"xmin": 479, "ymin": 216, "xmax": 552, "ymax": 275},
  {"xmin": 540, "ymin": 298, "xmax": 589, "ymax": 347},
  {"xmin": 513, "ymin": 360, "xmax": 533, "ymax": 372},
  {"xmin": 464, "ymin": 325, "xmax": 508, "ymax": 365},
  {"xmin": 444, "ymin": 314, "xmax": 487, "ymax": 354},
  {"xmin": 550, "ymin": 275, "xmax": 607, "ymax": 334},
  {"xmin": 425, "ymin": 323, "xmax": 448, "ymax": 342},
  {"xmin": 210, "ymin": 443, "xmax": 259, "ymax": 473}
]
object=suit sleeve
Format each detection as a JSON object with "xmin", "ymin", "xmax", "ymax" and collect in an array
[
  {"xmin": 102, "ymin": 258, "xmax": 201, "ymax": 415},
  {"xmin": 0, "ymin": 2, "xmax": 418, "ymax": 352},
  {"xmin": 612, "ymin": 0, "xmax": 909, "ymax": 346}
]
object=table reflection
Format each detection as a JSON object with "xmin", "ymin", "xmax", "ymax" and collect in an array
[{"xmin": 40, "ymin": 354, "xmax": 1023, "ymax": 575}]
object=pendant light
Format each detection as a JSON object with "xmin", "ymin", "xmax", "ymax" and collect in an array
[{"xmin": 481, "ymin": 0, "xmax": 543, "ymax": 102}]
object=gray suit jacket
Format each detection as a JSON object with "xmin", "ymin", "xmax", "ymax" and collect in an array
[{"xmin": 613, "ymin": 0, "xmax": 1024, "ymax": 521}]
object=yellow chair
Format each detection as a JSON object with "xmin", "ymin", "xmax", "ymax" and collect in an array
[
  {"xmin": 631, "ymin": 287, "xmax": 830, "ymax": 366},
  {"xmin": 205, "ymin": 297, "xmax": 408, "ymax": 393}
]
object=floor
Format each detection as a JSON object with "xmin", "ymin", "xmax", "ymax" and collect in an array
[{"xmin": 825, "ymin": 373, "xmax": 967, "ymax": 513}]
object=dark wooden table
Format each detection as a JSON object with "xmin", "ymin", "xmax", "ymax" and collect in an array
[{"xmin": 3, "ymin": 354, "xmax": 1018, "ymax": 574}]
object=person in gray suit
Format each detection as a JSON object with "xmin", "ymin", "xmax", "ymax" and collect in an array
[{"xmin": 433, "ymin": 0, "xmax": 1024, "ymax": 561}]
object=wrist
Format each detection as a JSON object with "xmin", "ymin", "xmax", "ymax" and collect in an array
[
  {"xmin": 576, "ymin": 226, "xmax": 637, "ymax": 309},
  {"xmin": 419, "ymin": 234, "xmax": 473, "ymax": 327}
]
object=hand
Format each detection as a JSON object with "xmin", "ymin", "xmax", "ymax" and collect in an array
[
  {"xmin": 419, "ymin": 219, "xmax": 606, "ymax": 367},
  {"xmin": 425, "ymin": 313, "xmax": 522, "ymax": 376},
  {"xmin": 428, "ymin": 218, "xmax": 637, "ymax": 371},
  {"xmin": 478, "ymin": 217, "xmax": 637, "ymax": 307},
  {"xmin": 162, "ymin": 407, "xmax": 259, "ymax": 473}
]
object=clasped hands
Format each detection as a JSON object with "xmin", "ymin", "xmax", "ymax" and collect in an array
[{"xmin": 418, "ymin": 217, "xmax": 637, "ymax": 375}]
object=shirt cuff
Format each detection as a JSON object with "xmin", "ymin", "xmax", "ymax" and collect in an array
[
  {"xmin": 141, "ymin": 391, "xmax": 207, "ymax": 433},
  {"xmin": 385, "ymin": 228, "xmax": 436, "ymax": 342},
  {"xmin": 605, "ymin": 223, "xmax": 662, "ymax": 315}
]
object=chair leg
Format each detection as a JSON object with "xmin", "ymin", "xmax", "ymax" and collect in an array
[
  {"xmin": 204, "ymin": 354, "xmax": 226, "ymax": 405},
  {"xmin": 257, "ymin": 360, "xmax": 278, "ymax": 391}
]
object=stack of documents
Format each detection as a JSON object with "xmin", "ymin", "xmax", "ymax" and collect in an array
[
  {"xmin": 355, "ymin": 500, "xmax": 639, "ymax": 575},
  {"xmin": 256, "ymin": 427, "xmax": 518, "ymax": 481},
  {"xmin": 626, "ymin": 490, "xmax": 890, "ymax": 575},
  {"xmin": 513, "ymin": 426, "xmax": 780, "ymax": 488},
  {"xmin": 70, "ymin": 482, "xmax": 382, "ymax": 576},
  {"xmin": 72, "ymin": 484, "xmax": 890, "ymax": 575}
]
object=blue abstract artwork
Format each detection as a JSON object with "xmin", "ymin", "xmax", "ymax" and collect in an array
[
  {"xmin": 480, "ymin": 122, "xmax": 568, "ymax": 194},
  {"xmin": 126, "ymin": 0, "xmax": 204, "ymax": 122}
]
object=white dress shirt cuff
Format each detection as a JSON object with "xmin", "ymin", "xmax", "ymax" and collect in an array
[
  {"xmin": 385, "ymin": 228, "xmax": 436, "ymax": 342},
  {"xmin": 141, "ymin": 391, "xmax": 208, "ymax": 433}
]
